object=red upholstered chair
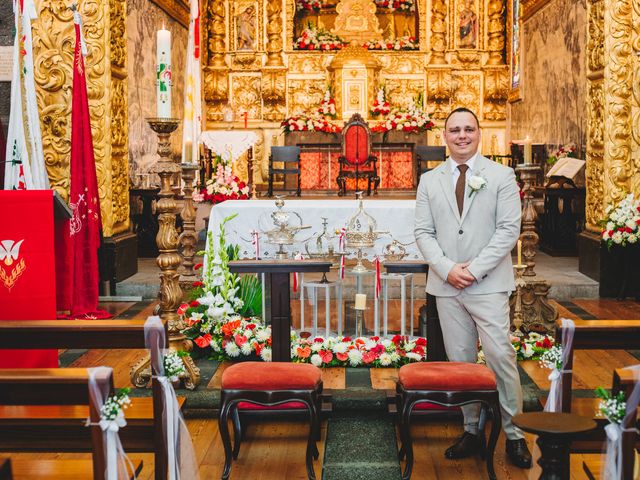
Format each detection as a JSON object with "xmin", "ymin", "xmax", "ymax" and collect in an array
[
  {"xmin": 396, "ymin": 362, "xmax": 501, "ymax": 480},
  {"xmin": 336, "ymin": 113, "xmax": 380, "ymax": 196},
  {"xmin": 218, "ymin": 362, "xmax": 323, "ymax": 480}
]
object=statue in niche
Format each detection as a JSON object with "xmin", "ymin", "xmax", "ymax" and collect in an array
[
  {"xmin": 236, "ymin": 5, "xmax": 256, "ymax": 51},
  {"xmin": 458, "ymin": 0, "xmax": 478, "ymax": 48}
]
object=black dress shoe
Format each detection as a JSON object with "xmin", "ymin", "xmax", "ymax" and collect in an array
[
  {"xmin": 445, "ymin": 431, "xmax": 483, "ymax": 459},
  {"xmin": 506, "ymin": 438, "xmax": 532, "ymax": 468}
]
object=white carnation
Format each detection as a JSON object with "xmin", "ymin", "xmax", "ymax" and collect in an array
[
  {"xmin": 311, "ymin": 342, "xmax": 323, "ymax": 352},
  {"xmin": 347, "ymin": 349, "xmax": 362, "ymax": 366},
  {"xmin": 612, "ymin": 231, "xmax": 623, "ymax": 244},
  {"xmin": 310, "ymin": 354, "xmax": 322, "ymax": 367},
  {"xmin": 333, "ymin": 342, "xmax": 349, "ymax": 354},
  {"xmin": 379, "ymin": 353, "xmax": 392, "ymax": 366}
]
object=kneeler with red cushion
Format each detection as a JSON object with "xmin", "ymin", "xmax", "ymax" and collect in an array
[
  {"xmin": 396, "ymin": 362, "xmax": 502, "ymax": 480},
  {"xmin": 218, "ymin": 362, "xmax": 323, "ymax": 480}
]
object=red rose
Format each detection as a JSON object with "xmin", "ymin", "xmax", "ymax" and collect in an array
[
  {"xmin": 391, "ymin": 334, "xmax": 402, "ymax": 345},
  {"xmin": 415, "ymin": 337, "xmax": 427, "ymax": 347},
  {"xmin": 314, "ymin": 337, "xmax": 324, "ymax": 343},
  {"xmin": 189, "ymin": 300, "xmax": 200, "ymax": 307},
  {"xmin": 177, "ymin": 303, "xmax": 189, "ymax": 315},
  {"xmin": 342, "ymin": 336, "xmax": 352, "ymax": 342},
  {"xmin": 192, "ymin": 281, "xmax": 203, "ymax": 287}
]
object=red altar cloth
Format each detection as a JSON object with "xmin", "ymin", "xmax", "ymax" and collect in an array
[
  {"xmin": 0, "ymin": 191, "xmax": 58, "ymax": 367},
  {"xmin": 300, "ymin": 149, "xmax": 414, "ymax": 191}
]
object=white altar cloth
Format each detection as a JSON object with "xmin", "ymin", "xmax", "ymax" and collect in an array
[
  {"xmin": 207, "ymin": 199, "xmax": 421, "ymax": 260},
  {"xmin": 200, "ymin": 130, "xmax": 258, "ymax": 162}
]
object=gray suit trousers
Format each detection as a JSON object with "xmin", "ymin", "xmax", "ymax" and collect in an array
[{"xmin": 435, "ymin": 290, "xmax": 524, "ymax": 440}]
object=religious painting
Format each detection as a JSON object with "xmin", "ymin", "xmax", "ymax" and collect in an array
[
  {"xmin": 455, "ymin": 0, "xmax": 479, "ymax": 49},
  {"xmin": 235, "ymin": 3, "xmax": 258, "ymax": 51},
  {"xmin": 508, "ymin": 0, "xmax": 523, "ymax": 102}
]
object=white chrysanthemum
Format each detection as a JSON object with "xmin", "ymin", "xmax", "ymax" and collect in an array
[
  {"xmin": 628, "ymin": 234, "xmax": 638, "ymax": 244},
  {"xmin": 364, "ymin": 340, "xmax": 378, "ymax": 350},
  {"xmin": 310, "ymin": 354, "xmax": 322, "ymax": 367},
  {"xmin": 260, "ymin": 348, "xmax": 272, "ymax": 362},
  {"xmin": 347, "ymin": 349, "xmax": 362, "ymax": 366},
  {"xmin": 403, "ymin": 341, "xmax": 416, "ymax": 352},
  {"xmin": 311, "ymin": 342, "xmax": 323, "ymax": 352},
  {"xmin": 225, "ymin": 342, "xmax": 240, "ymax": 357},
  {"xmin": 381, "ymin": 339, "xmax": 392, "ymax": 349},
  {"xmin": 522, "ymin": 343, "xmax": 534, "ymax": 358},
  {"xmin": 333, "ymin": 342, "xmax": 349, "ymax": 354},
  {"xmin": 390, "ymin": 352, "xmax": 401, "ymax": 363},
  {"xmin": 612, "ymin": 231, "xmax": 623, "ymax": 244},
  {"xmin": 255, "ymin": 329, "xmax": 270, "ymax": 343},
  {"xmin": 405, "ymin": 352, "xmax": 421, "ymax": 362},
  {"xmin": 379, "ymin": 353, "xmax": 392, "ymax": 366},
  {"xmin": 625, "ymin": 219, "xmax": 637, "ymax": 230},
  {"xmin": 240, "ymin": 342, "xmax": 253, "ymax": 356}
]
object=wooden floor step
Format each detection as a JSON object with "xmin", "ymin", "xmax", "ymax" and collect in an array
[
  {"xmin": 582, "ymin": 454, "xmax": 602, "ymax": 480},
  {"xmin": 10, "ymin": 458, "xmax": 143, "ymax": 480}
]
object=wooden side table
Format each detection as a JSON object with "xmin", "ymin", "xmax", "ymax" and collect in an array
[
  {"xmin": 228, "ymin": 260, "xmax": 331, "ymax": 362},
  {"xmin": 512, "ymin": 412, "xmax": 596, "ymax": 480}
]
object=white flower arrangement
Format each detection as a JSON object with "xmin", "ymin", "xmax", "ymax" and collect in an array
[
  {"xmin": 600, "ymin": 193, "xmax": 640, "ymax": 248},
  {"xmin": 539, "ymin": 345, "xmax": 563, "ymax": 371},
  {"xmin": 363, "ymin": 36, "xmax": 418, "ymax": 51},
  {"xmin": 163, "ymin": 351, "xmax": 186, "ymax": 382},
  {"xmin": 318, "ymin": 88, "xmax": 337, "ymax": 118},
  {"xmin": 595, "ymin": 387, "xmax": 626, "ymax": 424},
  {"xmin": 467, "ymin": 174, "xmax": 488, "ymax": 197},
  {"xmin": 294, "ymin": 24, "xmax": 345, "ymax": 51},
  {"xmin": 100, "ymin": 388, "xmax": 131, "ymax": 430}
]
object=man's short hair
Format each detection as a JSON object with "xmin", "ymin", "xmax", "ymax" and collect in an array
[{"xmin": 444, "ymin": 107, "xmax": 480, "ymax": 129}]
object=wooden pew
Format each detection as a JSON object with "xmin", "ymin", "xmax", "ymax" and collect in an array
[
  {"xmin": 0, "ymin": 319, "xmax": 182, "ymax": 480},
  {"xmin": 552, "ymin": 319, "xmax": 640, "ymax": 451},
  {"xmin": 581, "ymin": 367, "xmax": 640, "ymax": 480},
  {"xmin": 0, "ymin": 368, "xmax": 143, "ymax": 479},
  {"xmin": 0, "ymin": 458, "xmax": 11, "ymax": 480}
]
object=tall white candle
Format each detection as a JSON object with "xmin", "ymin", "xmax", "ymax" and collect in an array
[
  {"xmin": 157, "ymin": 27, "xmax": 172, "ymax": 118},
  {"xmin": 523, "ymin": 135, "xmax": 532, "ymax": 164},
  {"xmin": 354, "ymin": 294, "xmax": 366, "ymax": 311}
]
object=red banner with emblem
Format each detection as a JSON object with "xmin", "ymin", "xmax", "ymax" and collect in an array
[{"xmin": 0, "ymin": 190, "xmax": 57, "ymax": 367}]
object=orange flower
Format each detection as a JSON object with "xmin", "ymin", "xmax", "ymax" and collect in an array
[
  {"xmin": 221, "ymin": 319, "xmax": 241, "ymax": 337},
  {"xmin": 296, "ymin": 346, "xmax": 311, "ymax": 359}
]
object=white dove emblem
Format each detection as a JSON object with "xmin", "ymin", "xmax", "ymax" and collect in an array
[{"xmin": 0, "ymin": 240, "xmax": 24, "ymax": 266}]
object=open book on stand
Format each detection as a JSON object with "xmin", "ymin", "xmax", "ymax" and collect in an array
[{"xmin": 545, "ymin": 157, "xmax": 585, "ymax": 188}]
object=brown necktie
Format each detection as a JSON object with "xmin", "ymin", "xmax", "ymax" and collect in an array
[{"xmin": 455, "ymin": 164, "xmax": 469, "ymax": 216}]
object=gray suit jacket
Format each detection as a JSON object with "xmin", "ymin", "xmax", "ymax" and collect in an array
[{"xmin": 414, "ymin": 154, "xmax": 521, "ymax": 296}]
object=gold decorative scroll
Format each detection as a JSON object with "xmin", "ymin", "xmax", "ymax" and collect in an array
[
  {"xmin": 332, "ymin": 0, "xmax": 383, "ymax": 43},
  {"xmin": 33, "ymin": 0, "xmax": 128, "ymax": 237}
]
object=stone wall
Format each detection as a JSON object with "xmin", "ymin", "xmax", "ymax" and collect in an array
[
  {"xmin": 0, "ymin": 2, "xmax": 12, "ymax": 136},
  {"xmin": 509, "ymin": 0, "xmax": 587, "ymax": 153},
  {"xmin": 127, "ymin": 0, "xmax": 188, "ymax": 184}
]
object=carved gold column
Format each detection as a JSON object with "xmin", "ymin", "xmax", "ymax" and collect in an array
[
  {"xmin": 204, "ymin": 0, "xmax": 229, "ymax": 121},
  {"xmin": 585, "ymin": 0, "xmax": 605, "ymax": 230},
  {"xmin": 265, "ymin": 0, "xmax": 284, "ymax": 67},
  {"xmin": 486, "ymin": 0, "xmax": 506, "ymax": 65},
  {"xmin": 32, "ymin": 0, "xmax": 129, "ymax": 238},
  {"xmin": 430, "ymin": 0, "xmax": 447, "ymax": 64}
]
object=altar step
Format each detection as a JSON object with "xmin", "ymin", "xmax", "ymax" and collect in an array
[{"xmin": 115, "ymin": 252, "xmax": 599, "ymax": 302}]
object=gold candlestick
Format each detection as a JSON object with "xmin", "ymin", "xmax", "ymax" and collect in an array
[
  {"xmin": 130, "ymin": 118, "xmax": 201, "ymax": 390},
  {"xmin": 511, "ymin": 264, "xmax": 527, "ymax": 337},
  {"xmin": 179, "ymin": 162, "xmax": 200, "ymax": 286}
]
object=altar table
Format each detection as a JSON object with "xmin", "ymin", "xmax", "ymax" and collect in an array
[{"xmin": 208, "ymin": 199, "xmax": 421, "ymax": 260}]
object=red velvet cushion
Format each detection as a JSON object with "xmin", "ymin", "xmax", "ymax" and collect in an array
[
  {"xmin": 413, "ymin": 402, "xmax": 460, "ymax": 411},
  {"xmin": 398, "ymin": 362, "xmax": 497, "ymax": 391},
  {"xmin": 237, "ymin": 401, "xmax": 307, "ymax": 410},
  {"xmin": 221, "ymin": 362, "xmax": 322, "ymax": 391},
  {"xmin": 344, "ymin": 125, "xmax": 369, "ymax": 165}
]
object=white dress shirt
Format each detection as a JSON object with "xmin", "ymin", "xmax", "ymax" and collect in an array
[{"xmin": 450, "ymin": 152, "xmax": 478, "ymax": 191}]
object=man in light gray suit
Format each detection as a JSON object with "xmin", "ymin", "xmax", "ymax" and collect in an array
[{"xmin": 414, "ymin": 108, "xmax": 532, "ymax": 468}]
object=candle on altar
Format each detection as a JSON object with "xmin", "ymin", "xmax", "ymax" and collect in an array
[
  {"xmin": 156, "ymin": 26, "xmax": 172, "ymax": 118},
  {"xmin": 184, "ymin": 139, "xmax": 193, "ymax": 163},
  {"xmin": 523, "ymin": 135, "xmax": 532, "ymax": 164},
  {"xmin": 354, "ymin": 294, "xmax": 366, "ymax": 311},
  {"xmin": 517, "ymin": 239, "xmax": 522, "ymax": 266}
]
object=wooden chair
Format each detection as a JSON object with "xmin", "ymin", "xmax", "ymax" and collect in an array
[
  {"xmin": 396, "ymin": 362, "xmax": 501, "ymax": 480},
  {"xmin": 415, "ymin": 146, "xmax": 446, "ymax": 183},
  {"xmin": 0, "ymin": 458, "xmax": 12, "ymax": 480},
  {"xmin": 0, "ymin": 367, "xmax": 143, "ymax": 480},
  {"xmin": 219, "ymin": 362, "xmax": 323, "ymax": 480},
  {"xmin": 336, "ymin": 113, "xmax": 380, "ymax": 196},
  {"xmin": 552, "ymin": 319, "xmax": 640, "ymax": 451},
  {"xmin": 268, "ymin": 146, "xmax": 302, "ymax": 197},
  {"xmin": 582, "ymin": 367, "xmax": 640, "ymax": 479},
  {"xmin": 0, "ymin": 319, "xmax": 180, "ymax": 480}
]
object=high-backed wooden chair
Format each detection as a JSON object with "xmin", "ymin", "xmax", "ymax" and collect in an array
[
  {"xmin": 336, "ymin": 114, "xmax": 380, "ymax": 196},
  {"xmin": 415, "ymin": 146, "xmax": 446, "ymax": 183},
  {"xmin": 268, "ymin": 146, "xmax": 302, "ymax": 197}
]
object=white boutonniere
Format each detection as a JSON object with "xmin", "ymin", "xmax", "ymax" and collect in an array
[{"xmin": 467, "ymin": 174, "xmax": 488, "ymax": 197}]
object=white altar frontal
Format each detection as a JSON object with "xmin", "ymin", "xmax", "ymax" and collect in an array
[{"xmin": 207, "ymin": 199, "xmax": 421, "ymax": 261}]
